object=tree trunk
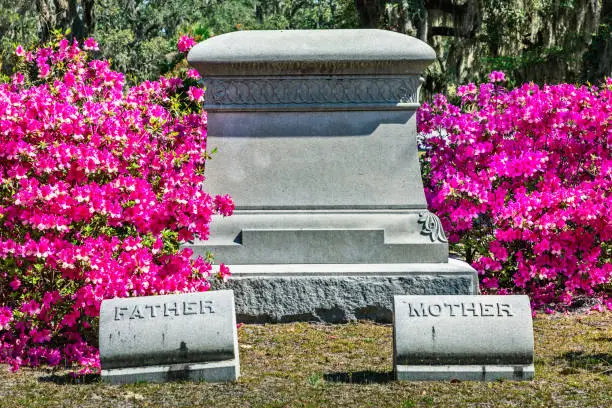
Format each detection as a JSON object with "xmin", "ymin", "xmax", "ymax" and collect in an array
[
  {"xmin": 34, "ymin": 0, "xmax": 95, "ymax": 42},
  {"xmin": 354, "ymin": 0, "xmax": 383, "ymax": 27}
]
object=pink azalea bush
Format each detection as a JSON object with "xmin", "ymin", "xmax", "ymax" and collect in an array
[
  {"xmin": 418, "ymin": 74, "xmax": 612, "ymax": 311},
  {"xmin": 0, "ymin": 35, "xmax": 234, "ymax": 373}
]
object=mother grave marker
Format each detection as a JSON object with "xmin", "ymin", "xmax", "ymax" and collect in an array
[{"xmin": 393, "ymin": 295, "xmax": 534, "ymax": 381}]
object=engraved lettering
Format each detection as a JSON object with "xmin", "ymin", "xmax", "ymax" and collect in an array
[
  {"xmin": 129, "ymin": 305, "xmax": 145, "ymax": 319},
  {"xmin": 480, "ymin": 303, "xmax": 495, "ymax": 317},
  {"xmin": 408, "ymin": 303, "xmax": 427, "ymax": 317},
  {"xmin": 497, "ymin": 303, "xmax": 514, "ymax": 316},
  {"xmin": 428, "ymin": 304, "xmax": 442, "ymax": 317},
  {"xmin": 114, "ymin": 306, "xmax": 128, "ymax": 321},
  {"xmin": 164, "ymin": 302, "xmax": 179, "ymax": 316},
  {"xmin": 200, "ymin": 300, "xmax": 215, "ymax": 314},
  {"xmin": 444, "ymin": 303, "xmax": 461, "ymax": 316},
  {"xmin": 145, "ymin": 304, "xmax": 161, "ymax": 318},
  {"xmin": 183, "ymin": 301, "xmax": 199, "ymax": 315},
  {"xmin": 404, "ymin": 300, "xmax": 515, "ymax": 318},
  {"xmin": 462, "ymin": 302, "xmax": 479, "ymax": 316}
]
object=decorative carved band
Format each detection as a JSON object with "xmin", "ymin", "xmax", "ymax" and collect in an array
[
  {"xmin": 418, "ymin": 211, "xmax": 448, "ymax": 243},
  {"xmin": 203, "ymin": 76, "xmax": 422, "ymax": 111}
]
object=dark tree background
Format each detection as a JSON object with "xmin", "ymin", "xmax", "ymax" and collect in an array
[{"xmin": 1, "ymin": 0, "xmax": 610, "ymax": 93}]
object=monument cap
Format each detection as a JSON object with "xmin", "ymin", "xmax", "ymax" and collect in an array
[{"xmin": 187, "ymin": 29, "xmax": 436, "ymax": 76}]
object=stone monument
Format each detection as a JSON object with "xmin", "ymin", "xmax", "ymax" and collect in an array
[
  {"xmin": 393, "ymin": 295, "xmax": 535, "ymax": 381},
  {"xmin": 99, "ymin": 290, "xmax": 239, "ymax": 384},
  {"xmin": 187, "ymin": 29, "xmax": 478, "ymax": 323}
]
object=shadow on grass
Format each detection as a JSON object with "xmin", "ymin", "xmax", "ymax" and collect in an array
[
  {"xmin": 560, "ymin": 351, "xmax": 611, "ymax": 375},
  {"xmin": 38, "ymin": 373, "xmax": 101, "ymax": 385},
  {"xmin": 323, "ymin": 370, "xmax": 394, "ymax": 384}
]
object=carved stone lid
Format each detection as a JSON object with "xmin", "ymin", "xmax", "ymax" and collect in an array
[{"xmin": 188, "ymin": 29, "xmax": 436, "ymax": 76}]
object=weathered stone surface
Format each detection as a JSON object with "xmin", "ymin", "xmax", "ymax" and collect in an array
[
  {"xmin": 99, "ymin": 290, "xmax": 239, "ymax": 384},
  {"xmin": 199, "ymin": 119, "xmax": 427, "ymax": 209},
  {"xmin": 393, "ymin": 295, "xmax": 534, "ymax": 381},
  {"xmin": 213, "ymin": 260, "xmax": 478, "ymax": 323},
  {"xmin": 188, "ymin": 29, "xmax": 436, "ymax": 76}
]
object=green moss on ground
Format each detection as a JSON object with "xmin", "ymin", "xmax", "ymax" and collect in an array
[{"xmin": 0, "ymin": 313, "xmax": 609, "ymax": 408}]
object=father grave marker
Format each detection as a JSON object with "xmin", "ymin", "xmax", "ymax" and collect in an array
[{"xmin": 99, "ymin": 290, "xmax": 239, "ymax": 384}]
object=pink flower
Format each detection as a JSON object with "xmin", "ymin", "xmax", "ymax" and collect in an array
[
  {"xmin": 488, "ymin": 71, "xmax": 506, "ymax": 83},
  {"xmin": 187, "ymin": 86, "xmax": 204, "ymax": 102},
  {"xmin": 481, "ymin": 277, "xmax": 499, "ymax": 289},
  {"xmin": 0, "ymin": 35, "xmax": 229, "ymax": 374},
  {"xmin": 38, "ymin": 64, "xmax": 50, "ymax": 78},
  {"xmin": 60, "ymin": 310, "xmax": 80, "ymax": 328},
  {"xmin": 218, "ymin": 264, "xmax": 231, "ymax": 282},
  {"xmin": 83, "ymin": 38, "xmax": 99, "ymax": 51},
  {"xmin": 46, "ymin": 349, "xmax": 61, "ymax": 366},
  {"xmin": 177, "ymin": 35, "xmax": 197, "ymax": 53},
  {"xmin": 214, "ymin": 194, "xmax": 235, "ymax": 216},
  {"xmin": 9, "ymin": 277, "xmax": 21, "ymax": 291},
  {"xmin": 152, "ymin": 238, "xmax": 164, "ymax": 254},
  {"xmin": 15, "ymin": 45, "xmax": 25, "ymax": 57},
  {"xmin": 9, "ymin": 358, "xmax": 22, "ymax": 373},
  {"xmin": 64, "ymin": 72, "xmax": 76, "ymax": 87},
  {"xmin": 186, "ymin": 69, "xmax": 201, "ymax": 79},
  {"xmin": 0, "ymin": 307, "xmax": 13, "ymax": 329},
  {"xmin": 30, "ymin": 329, "xmax": 52, "ymax": 343},
  {"xmin": 20, "ymin": 300, "xmax": 41, "ymax": 316},
  {"xmin": 58, "ymin": 39, "xmax": 70, "ymax": 52},
  {"xmin": 11, "ymin": 72, "xmax": 25, "ymax": 86},
  {"xmin": 419, "ymin": 74, "xmax": 612, "ymax": 311}
]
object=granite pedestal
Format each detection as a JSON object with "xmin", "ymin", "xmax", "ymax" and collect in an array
[{"xmin": 187, "ymin": 30, "xmax": 478, "ymax": 323}]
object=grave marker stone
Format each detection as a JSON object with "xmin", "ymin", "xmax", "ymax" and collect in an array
[
  {"xmin": 187, "ymin": 30, "xmax": 479, "ymax": 323},
  {"xmin": 393, "ymin": 295, "xmax": 534, "ymax": 381},
  {"xmin": 99, "ymin": 290, "xmax": 239, "ymax": 384}
]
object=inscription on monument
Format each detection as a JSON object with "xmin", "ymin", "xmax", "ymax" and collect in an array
[
  {"xmin": 114, "ymin": 300, "xmax": 215, "ymax": 320},
  {"xmin": 403, "ymin": 301, "xmax": 514, "ymax": 317}
]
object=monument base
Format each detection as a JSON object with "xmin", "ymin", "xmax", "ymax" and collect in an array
[
  {"xmin": 395, "ymin": 364, "xmax": 535, "ymax": 381},
  {"xmin": 101, "ymin": 359, "xmax": 240, "ymax": 384},
  {"xmin": 214, "ymin": 259, "xmax": 478, "ymax": 323}
]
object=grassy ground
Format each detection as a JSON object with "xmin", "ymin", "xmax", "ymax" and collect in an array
[{"xmin": 0, "ymin": 312, "xmax": 609, "ymax": 408}]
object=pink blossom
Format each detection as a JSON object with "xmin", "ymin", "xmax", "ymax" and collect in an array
[
  {"xmin": 0, "ymin": 307, "xmax": 13, "ymax": 329},
  {"xmin": 38, "ymin": 64, "xmax": 50, "ymax": 78},
  {"xmin": 419, "ymin": 74, "xmax": 612, "ymax": 310},
  {"xmin": 218, "ymin": 264, "xmax": 231, "ymax": 282},
  {"xmin": 177, "ymin": 35, "xmax": 197, "ymax": 53},
  {"xmin": 83, "ymin": 38, "xmax": 99, "ymax": 51},
  {"xmin": 214, "ymin": 194, "xmax": 235, "ymax": 216},
  {"xmin": 488, "ymin": 71, "xmax": 506, "ymax": 83},
  {"xmin": 186, "ymin": 69, "xmax": 201, "ymax": 79},
  {"xmin": 9, "ymin": 277, "xmax": 21, "ymax": 291},
  {"xmin": 29, "ymin": 329, "xmax": 52, "ymax": 343},
  {"xmin": 46, "ymin": 349, "xmax": 61, "ymax": 366},
  {"xmin": 20, "ymin": 300, "xmax": 41, "ymax": 316},
  {"xmin": 187, "ymin": 86, "xmax": 205, "ymax": 102},
  {"xmin": 15, "ymin": 45, "xmax": 25, "ymax": 57},
  {"xmin": 11, "ymin": 72, "xmax": 25, "ymax": 86},
  {"xmin": 0, "ymin": 36, "xmax": 232, "ymax": 373}
]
